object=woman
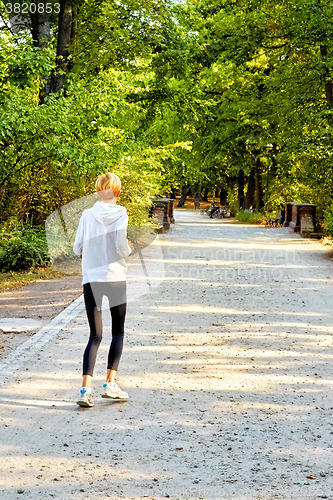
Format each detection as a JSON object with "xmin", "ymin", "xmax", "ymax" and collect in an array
[{"xmin": 73, "ymin": 172, "xmax": 132, "ymax": 407}]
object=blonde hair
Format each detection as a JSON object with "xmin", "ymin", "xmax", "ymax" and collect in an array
[{"xmin": 95, "ymin": 172, "xmax": 121, "ymax": 200}]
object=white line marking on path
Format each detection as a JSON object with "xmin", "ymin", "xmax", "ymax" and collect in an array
[{"xmin": 0, "ymin": 295, "xmax": 84, "ymax": 383}]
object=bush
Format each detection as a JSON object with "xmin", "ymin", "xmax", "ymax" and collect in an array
[
  {"xmin": 235, "ymin": 210, "xmax": 266, "ymax": 224},
  {"xmin": 0, "ymin": 225, "xmax": 50, "ymax": 272},
  {"xmin": 324, "ymin": 203, "xmax": 333, "ymax": 237}
]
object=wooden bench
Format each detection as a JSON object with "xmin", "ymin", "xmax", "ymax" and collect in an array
[{"xmin": 265, "ymin": 211, "xmax": 282, "ymax": 227}]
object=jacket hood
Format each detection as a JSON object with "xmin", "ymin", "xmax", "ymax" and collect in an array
[{"xmin": 90, "ymin": 201, "xmax": 127, "ymax": 225}]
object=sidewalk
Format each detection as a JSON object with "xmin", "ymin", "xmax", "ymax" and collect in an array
[{"xmin": 1, "ymin": 211, "xmax": 333, "ymax": 500}]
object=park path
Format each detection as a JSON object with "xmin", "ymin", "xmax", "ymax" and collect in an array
[{"xmin": 0, "ymin": 210, "xmax": 333, "ymax": 500}]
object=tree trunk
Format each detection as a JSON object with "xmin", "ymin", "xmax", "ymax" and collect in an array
[
  {"xmin": 177, "ymin": 184, "xmax": 190, "ymax": 208},
  {"xmin": 202, "ymin": 188, "xmax": 209, "ymax": 201},
  {"xmin": 47, "ymin": 0, "xmax": 74, "ymax": 96},
  {"xmin": 320, "ymin": 45, "xmax": 333, "ymax": 106},
  {"xmin": 219, "ymin": 187, "xmax": 228, "ymax": 205},
  {"xmin": 71, "ymin": 0, "xmax": 80, "ymax": 58},
  {"xmin": 237, "ymin": 170, "xmax": 245, "ymax": 211},
  {"xmin": 254, "ymin": 157, "xmax": 264, "ymax": 211},
  {"xmin": 193, "ymin": 184, "xmax": 201, "ymax": 209},
  {"xmin": 245, "ymin": 168, "xmax": 255, "ymax": 209},
  {"xmin": 30, "ymin": 2, "xmax": 51, "ymax": 48},
  {"xmin": 31, "ymin": 1, "xmax": 75, "ymax": 103},
  {"xmin": 271, "ymin": 144, "xmax": 278, "ymax": 177},
  {"xmin": 30, "ymin": 2, "xmax": 51, "ymax": 103}
]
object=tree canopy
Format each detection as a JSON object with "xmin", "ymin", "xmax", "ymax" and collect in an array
[{"xmin": 1, "ymin": 0, "xmax": 333, "ymax": 231}]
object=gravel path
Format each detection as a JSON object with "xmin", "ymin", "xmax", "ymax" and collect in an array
[{"xmin": 0, "ymin": 210, "xmax": 333, "ymax": 500}]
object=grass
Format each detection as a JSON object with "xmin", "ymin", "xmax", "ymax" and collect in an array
[
  {"xmin": 235, "ymin": 211, "xmax": 267, "ymax": 224},
  {"xmin": 0, "ymin": 267, "xmax": 76, "ymax": 292}
]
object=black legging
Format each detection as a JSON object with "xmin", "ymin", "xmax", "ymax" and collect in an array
[{"xmin": 82, "ymin": 282, "xmax": 127, "ymax": 377}]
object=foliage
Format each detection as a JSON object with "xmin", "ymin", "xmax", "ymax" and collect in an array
[
  {"xmin": 150, "ymin": 0, "xmax": 333, "ymax": 209},
  {"xmin": 1, "ymin": 0, "xmax": 333, "ymax": 272},
  {"xmin": 0, "ymin": 222, "xmax": 50, "ymax": 271},
  {"xmin": 0, "ymin": 0, "xmax": 187, "ymax": 230},
  {"xmin": 235, "ymin": 211, "xmax": 266, "ymax": 225},
  {"xmin": 324, "ymin": 203, "xmax": 333, "ymax": 237}
]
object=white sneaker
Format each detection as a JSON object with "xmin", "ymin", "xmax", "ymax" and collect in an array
[
  {"xmin": 76, "ymin": 388, "xmax": 94, "ymax": 407},
  {"xmin": 102, "ymin": 382, "xmax": 128, "ymax": 400}
]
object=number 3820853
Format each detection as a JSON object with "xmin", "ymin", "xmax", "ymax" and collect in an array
[{"xmin": 6, "ymin": 3, "xmax": 60, "ymax": 14}]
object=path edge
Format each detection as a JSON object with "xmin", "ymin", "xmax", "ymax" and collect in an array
[{"xmin": 0, "ymin": 295, "xmax": 84, "ymax": 383}]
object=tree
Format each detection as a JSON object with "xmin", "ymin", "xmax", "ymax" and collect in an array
[
  {"xmin": 0, "ymin": 0, "xmax": 190, "ymax": 227},
  {"xmin": 2, "ymin": 0, "xmax": 333, "ymax": 233},
  {"xmin": 150, "ymin": 0, "xmax": 333, "ymax": 214}
]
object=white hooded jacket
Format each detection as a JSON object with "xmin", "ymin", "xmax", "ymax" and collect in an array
[{"xmin": 73, "ymin": 201, "xmax": 132, "ymax": 284}]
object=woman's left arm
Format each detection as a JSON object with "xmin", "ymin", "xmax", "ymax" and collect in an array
[
  {"xmin": 73, "ymin": 213, "xmax": 85, "ymax": 256},
  {"xmin": 116, "ymin": 214, "xmax": 132, "ymax": 258}
]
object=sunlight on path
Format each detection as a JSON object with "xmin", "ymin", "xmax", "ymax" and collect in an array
[{"xmin": 0, "ymin": 210, "xmax": 332, "ymax": 500}]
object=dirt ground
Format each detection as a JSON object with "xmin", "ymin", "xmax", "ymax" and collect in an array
[
  {"xmin": 0, "ymin": 274, "xmax": 82, "ymax": 357},
  {"xmin": 0, "ymin": 210, "xmax": 333, "ymax": 500}
]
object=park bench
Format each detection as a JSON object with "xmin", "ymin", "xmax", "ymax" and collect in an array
[
  {"xmin": 265, "ymin": 211, "xmax": 283, "ymax": 227},
  {"xmin": 149, "ymin": 198, "xmax": 175, "ymax": 232},
  {"xmin": 284, "ymin": 202, "xmax": 316, "ymax": 236},
  {"xmin": 266, "ymin": 202, "xmax": 317, "ymax": 237}
]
